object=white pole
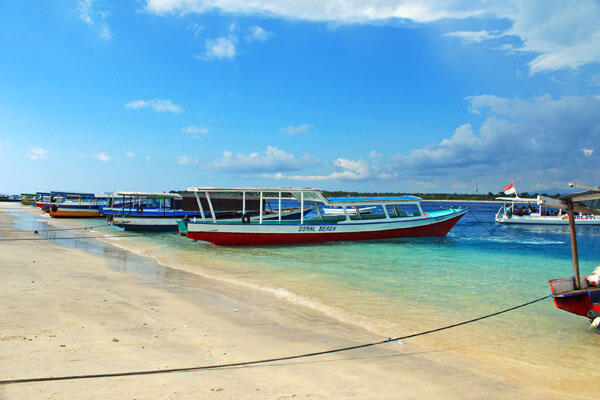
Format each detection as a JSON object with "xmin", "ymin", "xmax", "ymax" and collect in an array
[
  {"xmin": 383, "ymin": 203, "xmax": 390, "ymax": 220},
  {"xmin": 242, "ymin": 191, "xmax": 246, "ymax": 215},
  {"xmin": 259, "ymin": 192, "xmax": 263, "ymax": 224},
  {"xmin": 278, "ymin": 191, "xmax": 281, "ymax": 222},
  {"xmin": 300, "ymin": 192, "xmax": 304, "ymax": 225},
  {"xmin": 194, "ymin": 191, "xmax": 205, "ymax": 221},
  {"xmin": 206, "ymin": 191, "xmax": 216, "ymax": 223}
]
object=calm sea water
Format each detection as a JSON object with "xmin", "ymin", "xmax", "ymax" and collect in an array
[{"xmin": 6, "ymin": 201, "xmax": 600, "ymax": 391}]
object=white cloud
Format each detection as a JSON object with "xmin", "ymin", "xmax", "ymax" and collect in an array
[
  {"xmin": 125, "ymin": 99, "xmax": 183, "ymax": 113},
  {"xmin": 126, "ymin": 151, "xmax": 136, "ymax": 158},
  {"xmin": 95, "ymin": 152, "xmax": 110, "ymax": 162},
  {"xmin": 389, "ymin": 94, "xmax": 600, "ymax": 186},
  {"xmin": 265, "ymin": 158, "xmax": 382, "ymax": 182},
  {"xmin": 144, "ymin": 1, "xmax": 600, "ymax": 74},
  {"xmin": 78, "ymin": 0, "xmax": 112, "ymax": 40},
  {"xmin": 443, "ymin": 30, "xmax": 499, "ymax": 44},
  {"xmin": 247, "ymin": 26, "xmax": 273, "ymax": 42},
  {"xmin": 183, "ymin": 125, "xmax": 209, "ymax": 137},
  {"xmin": 500, "ymin": 1, "xmax": 600, "ymax": 73},
  {"xmin": 204, "ymin": 36, "xmax": 236, "ymax": 59},
  {"xmin": 211, "ymin": 146, "xmax": 302, "ymax": 172},
  {"xmin": 27, "ymin": 147, "xmax": 48, "ymax": 160},
  {"xmin": 281, "ymin": 124, "xmax": 311, "ymax": 135},
  {"xmin": 144, "ymin": 0, "xmax": 482, "ymax": 23},
  {"xmin": 369, "ymin": 150, "xmax": 382, "ymax": 160},
  {"xmin": 146, "ymin": 155, "xmax": 151, "ymax": 161},
  {"xmin": 187, "ymin": 23, "xmax": 204, "ymax": 36},
  {"xmin": 177, "ymin": 155, "xmax": 199, "ymax": 165}
]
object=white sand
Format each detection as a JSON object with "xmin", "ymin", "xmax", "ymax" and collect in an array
[{"xmin": 0, "ymin": 206, "xmax": 581, "ymax": 399}]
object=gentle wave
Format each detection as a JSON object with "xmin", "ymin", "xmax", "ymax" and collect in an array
[{"xmin": 457, "ymin": 236, "xmax": 565, "ymax": 245}]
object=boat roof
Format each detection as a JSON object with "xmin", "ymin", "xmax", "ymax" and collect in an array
[
  {"xmin": 328, "ymin": 195, "xmax": 421, "ymax": 203},
  {"xmin": 495, "ymin": 196, "xmax": 538, "ymax": 202},
  {"xmin": 115, "ymin": 191, "xmax": 183, "ymax": 199},
  {"xmin": 538, "ymin": 183, "xmax": 600, "ymax": 215},
  {"xmin": 51, "ymin": 191, "xmax": 96, "ymax": 198},
  {"xmin": 187, "ymin": 187, "xmax": 321, "ymax": 193}
]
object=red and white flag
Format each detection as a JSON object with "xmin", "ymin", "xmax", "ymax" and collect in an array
[{"xmin": 504, "ymin": 183, "xmax": 517, "ymax": 195}]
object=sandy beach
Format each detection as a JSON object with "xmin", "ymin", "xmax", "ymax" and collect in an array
[{"xmin": 0, "ymin": 206, "xmax": 581, "ymax": 399}]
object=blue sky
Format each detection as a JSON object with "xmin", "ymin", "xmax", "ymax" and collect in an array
[{"xmin": 1, "ymin": 0, "xmax": 599, "ymax": 194}]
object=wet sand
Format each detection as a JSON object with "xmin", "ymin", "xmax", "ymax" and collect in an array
[{"xmin": 0, "ymin": 205, "xmax": 580, "ymax": 399}]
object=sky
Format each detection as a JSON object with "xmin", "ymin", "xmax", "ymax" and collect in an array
[{"xmin": 1, "ymin": 0, "xmax": 600, "ymax": 194}]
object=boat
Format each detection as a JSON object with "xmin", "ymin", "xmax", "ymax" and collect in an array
[
  {"xmin": 183, "ymin": 187, "xmax": 467, "ymax": 246},
  {"xmin": 541, "ymin": 183, "xmax": 600, "ymax": 327},
  {"xmin": 105, "ymin": 191, "xmax": 309, "ymax": 232},
  {"xmin": 495, "ymin": 196, "xmax": 600, "ymax": 225},
  {"xmin": 0, "ymin": 194, "xmax": 20, "ymax": 202},
  {"xmin": 48, "ymin": 192, "xmax": 108, "ymax": 218},
  {"xmin": 102, "ymin": 192, "xmax": 204, "ymax": 231},
  {"xmin": 20, "ymin": 193, "xmax": 39, "ymax": 205},
  {"xmin": 34, "ymin": 192, "xmax": 53, "ymax": 210}
]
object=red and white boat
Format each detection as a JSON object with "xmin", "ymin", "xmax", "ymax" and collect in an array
[
  {"xmin": 183, "ymin": 187, "xmax": 467, "ymax": 246},
  {"xmin": 542, "ymin": 183, "xmax": 600, "ymax": 327}
]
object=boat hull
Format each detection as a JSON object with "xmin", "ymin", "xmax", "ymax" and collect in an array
[
  {"xmin": 111, "ymin": 216, "xmax": 181, "ymax": 232},
  {"xmin": 186, "ymin": 210, "xmax": 466, "ymax": 246},
  {"xmin": 49, "ymin": 205, "xmax": 102, "ymax": 218},
  {"xmin": 550, "ymin": 276, "xmax": 600, "ymax": 319}
]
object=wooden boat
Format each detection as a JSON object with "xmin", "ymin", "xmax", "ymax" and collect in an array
[
  {"xmin": 102, "ymin": 192, "xmax": 204, "ymax": 231},
  {"xmin": 183, "ymin": 187, "xmax": 467, "ymax": 246},
  {"xmin": 48, "ymin": 192, "xmax": 107, "ymax": 218},
  {"xmin": 20, "ymin": 193, "xmax": 39, "ymax": 205},
  {"xmin": 495, "ymin": 195, "xmax": 600, "ymax": 225},
  {"xmin": 541, "ymin": 183, "xmax": 600, "ymax": 327},
  {"xmin": 104, "ymin": 191, "xmax": 306, "ymax": 232}
]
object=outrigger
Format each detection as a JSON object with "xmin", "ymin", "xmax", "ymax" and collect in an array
[
  {"xmin": 183, "ymin": 187, "xmax": 467, "ymax": 246},
  {"xmin": 539, "ymin": 183, "xmax": 600, "ymax": 327}
]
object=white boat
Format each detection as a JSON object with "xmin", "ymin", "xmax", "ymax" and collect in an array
[
  {"xmin": 495, "ymin": 196, "xmax": 600, "ymax": 225},
  {"xmin": 183, "ymin": 187, "xmax": 467, "ymax": 246}
]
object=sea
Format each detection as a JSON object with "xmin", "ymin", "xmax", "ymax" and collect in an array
[{"xmin": 5, "ymin": 201, "xmax": 600, "ymax": 392}]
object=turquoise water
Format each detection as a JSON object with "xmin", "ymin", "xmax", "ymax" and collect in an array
[{"xmin": 6, "ymin": 201, "xmax": 600, "ymax": 393}]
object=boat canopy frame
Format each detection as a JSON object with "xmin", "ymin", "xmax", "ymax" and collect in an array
[
  {"xmin": 186, "ymin": 187, "xmax": 425, "ymax": 225},
  {"xmin": 541, "ymin": 183, "xmax": 600, "ymax": 290}
]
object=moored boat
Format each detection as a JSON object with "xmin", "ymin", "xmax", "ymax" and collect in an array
[
  {"xmin": 184, "ymin": 187, "xmax": 467, "ymax": 246},
  {"xmin": 48, "ymin": 192, "xmax": 107, "ymax": 218},
  {"xmin": 495, "ymin": 196, "xmax": 600, "ymax": 225},
  {"xmin": 102, "ymin": 192, "xmax": 203, "ymax": 231},
  {"xmin": 20, "ymin": 193, "xmax": 39, "ymax": 205},
  {"xmin": 543, "ymin": 183, "xmax": 600, "ymax": 327}
]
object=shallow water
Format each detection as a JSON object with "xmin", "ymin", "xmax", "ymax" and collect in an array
[{"xmin": 4, "ymin": 202, "xmax": 600, "ymax": 391}]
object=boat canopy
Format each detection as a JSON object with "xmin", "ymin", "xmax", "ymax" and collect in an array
[
  {"xmin": 538, "ymin": 183, "xmax": 600, "ymax": 216},
  {"xmin": 51, "ymin": 191, "xmax": 96, "ymax": 198},
  {"xmin": 495, "ymin": 196, "xmax": 538, "ymax": 202},
  {"xmin": 186, "ymin": 187, "xmax": 422, "ymax": 206},
  {"xmin": 115, "ymin": 191, "xmax": 183, "ymax": 199}
]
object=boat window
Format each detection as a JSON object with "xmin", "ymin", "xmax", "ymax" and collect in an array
[
  {"xmin": 349, "ymin": 205, "xmax": 386, "ymax": 220},
  {"xmin": 385, "ymin": 204, "xmax": 421, "ymax": 218}
]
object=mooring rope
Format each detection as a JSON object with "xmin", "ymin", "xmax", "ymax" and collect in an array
[
  {"xmin": 0, "ymin": 234, "xmax": 145, "ymax": 241},
  {"xmin": 0, "ymin": 224, "xmax": 111, "ymax": 232},
  {"xmin": 0, "ymin": 295, "xmax": 550, "ymax": 385}
]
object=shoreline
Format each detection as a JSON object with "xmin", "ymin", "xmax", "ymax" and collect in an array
[{"xmin": 0, "ymin": 205, "xmax": 580, "ymax": 399}]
